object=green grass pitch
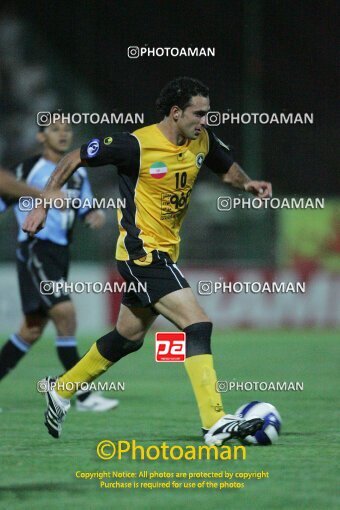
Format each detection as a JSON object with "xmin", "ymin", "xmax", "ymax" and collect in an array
[{"xmin": 0, "ymin": 330, "xmax": 338, "ymax": 510}]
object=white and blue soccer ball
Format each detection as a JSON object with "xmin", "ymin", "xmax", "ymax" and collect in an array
[{"xmin": 235, "ymin": 401, "xmax": 282, "ymax": 445}]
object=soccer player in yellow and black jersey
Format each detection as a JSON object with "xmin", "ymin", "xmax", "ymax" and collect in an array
[{"xmin": 23, "ymin": 77, "xmax": 272, "ymax": 444}]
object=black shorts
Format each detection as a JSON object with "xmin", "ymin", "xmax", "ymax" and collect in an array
[
  {"xmin": 117, "ymin": 250, "xmax": 190, "ymax": 309},
  {"xmin": 16, "ymin": 239, "xmax": 70, "ymax": 315}
]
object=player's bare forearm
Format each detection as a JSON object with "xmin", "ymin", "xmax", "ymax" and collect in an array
[
  {"xmin": 220, "ymin": 162, "xmax": 251, "ymax": 189},
  {"xmin": 0, "ymin": 169, "xmax": 41, "ymax": 199},
  {"xmin": 221, "ymin": 162, "xmax": 272, "ymax": 198},
  {"xmin": 21, "ymin": 150, "xmax": 82, "ymax": 235},
  {"xmin": 44, "ymin": 149, "xmax": 83, "ymax": 192}
]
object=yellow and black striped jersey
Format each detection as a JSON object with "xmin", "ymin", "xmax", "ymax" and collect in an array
[{"xmin": 80, "ymin": 124, "xmax": 234, "ymax": 262}]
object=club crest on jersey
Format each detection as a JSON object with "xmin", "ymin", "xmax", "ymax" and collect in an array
[
  {"xmin": 149, "ymin": 162, "xmax": 168, "ymax": 179},
  {"xmin": 87, "ymin": 139, "xmax": 100, "ymax": 158},
  {"xmin": 196, "ymin": 152, "xmax": 205, "ymax": 168}
]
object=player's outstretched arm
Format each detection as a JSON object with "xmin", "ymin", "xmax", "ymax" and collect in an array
[
  {"xmin": 0, "ymin": 168, "xmax": 65, "ymax": 204},
  {"xmin": 22, "ymin": 149, "xmax": 82, "ymax": 235},
  {"xmin": 221, "ymin": 162, "xmax": 272, "ymax": 198},
  {"xmin": 44, "ymin": 149, "xmax": 83, "ymax": 192},
  {"xmin": 0, "ymin": 169, "xmax": 40, "ymax": 199}
]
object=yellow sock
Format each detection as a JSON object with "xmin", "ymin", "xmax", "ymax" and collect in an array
[
  {"xmin": 56, "ymin": 343, "xmax": 113, "ymax": 399},
  {"xmin": 184, "ymin": 354, "xmax": 225, "ymax": 429}
]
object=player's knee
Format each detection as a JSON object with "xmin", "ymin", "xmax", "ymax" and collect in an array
[
  {"xmin": 116, "ymin": 317, "xmax": 148, "ymax": 342},
  {"xmin": 117, "ymin": 327, "xmax": 146, "ymax": 342},
  {"xmin": 96, "ymin": 328, "xmax": 144, "ymax": 363},
  {"xmin": 184, "ymin": 321, "xmax": 213, "ymax": 358}
]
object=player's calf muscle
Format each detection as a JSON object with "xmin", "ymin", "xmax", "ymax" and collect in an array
[
  {"xmin": 49, "ymin": 302, "xmax": 77, "ymax": 336},
  {"xmin": 19, "ymin": 325, "xmax": 42, "ymax": 344},
  {"xmin": 19, "ymin": 314, "xmax": 47, "ymax": 344}
]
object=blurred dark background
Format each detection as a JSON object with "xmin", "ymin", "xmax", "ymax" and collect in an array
[{"xmin": 0, "ymin": 0, "xmax": 338, "ymax": 263}]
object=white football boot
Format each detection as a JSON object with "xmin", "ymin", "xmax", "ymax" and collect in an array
[
  {"xmin": 39, "ymin": 376, "xmax": 70, "ymax": 439},
  {"xmin": 204, "ymin": 413, "xmax": 264, "ymax": 446}
]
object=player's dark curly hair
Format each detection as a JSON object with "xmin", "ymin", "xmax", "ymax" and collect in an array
[{"xmin": 156, "ymin": 77, "xmax": 209, "ymax": 116}]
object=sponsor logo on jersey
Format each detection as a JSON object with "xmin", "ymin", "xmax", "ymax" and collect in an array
[
  {"xmin": 87, "ymin": 139, "xmax": 100, "ymax": 158},
  {"xmin": 196, "ymin": 152, "xmax": 205, "ymax": 168},
  {"xmin": 104, "ymin": 136, "xmax": 113, "ymax": 145},
  {"xmin": 169, "ymin": 189, "xmax": 192, "ymax": 210},
  {"xmin": 149, "ymin": 162, "xmax": 168, "ymax": 179}
]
